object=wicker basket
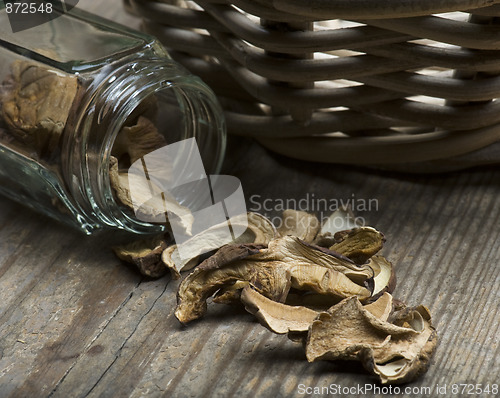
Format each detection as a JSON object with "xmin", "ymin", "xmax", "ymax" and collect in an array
[{"xmin": 125, "ymin": 0, "xmax": 500, "ymax": 170}]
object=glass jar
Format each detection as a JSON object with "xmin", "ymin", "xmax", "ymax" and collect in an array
[{"xmin": 0, "ymin": 2, "xmax": 226, "ymax": 234}]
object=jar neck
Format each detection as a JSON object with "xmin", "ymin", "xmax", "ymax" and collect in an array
[{"xmin": 63, "ymin": 59, "xmax": 226, "ymax": 234}]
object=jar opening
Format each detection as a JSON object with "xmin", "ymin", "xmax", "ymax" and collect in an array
[{"xmin": 74, "ymin": 62, "xmax": 226, "ymax": 234}]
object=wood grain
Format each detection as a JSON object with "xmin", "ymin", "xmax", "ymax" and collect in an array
[{"xmin": 0, "ymin": 1, "xmax": 499, "ymax": 397}]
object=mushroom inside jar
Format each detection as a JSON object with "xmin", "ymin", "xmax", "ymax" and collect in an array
[
  {"xmin": 108, "ymin": 92, "xmax": 199, "ymax": 235},
  {"xmin": 0, "ymin": 60, "xmax": 79, "ymax": 160}
]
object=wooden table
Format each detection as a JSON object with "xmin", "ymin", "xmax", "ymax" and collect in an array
[{"xmin": 0, "ymin": 1, "xmax": 499, "ymax": 397}]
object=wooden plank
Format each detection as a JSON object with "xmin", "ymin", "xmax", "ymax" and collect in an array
[
  {"xmin": 0, "ymin": 204, "xmax": 142, "ymax": 397},
  {"xmin": 50, "ymin": 276, "xmax": 175, "ymax": 398}
]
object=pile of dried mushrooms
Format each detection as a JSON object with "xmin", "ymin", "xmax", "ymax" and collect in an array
[{"xmin": 113, "ymin": 207, "xmax": 437, "ymax": 385}]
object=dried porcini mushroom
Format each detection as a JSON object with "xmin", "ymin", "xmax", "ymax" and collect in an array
[
  {"xmin": 277, "ymin": 209, "xmax": 320, "ymax": 242},
  {"xmin": 261, "ymin": 237, "xmax": 374, "ymax": 287},
  {"xmin": 108, "ymin": 155, "xmax": 194, "ymax": 235},
  {"xmin": 246, "ymin": 236, "xmax": 373, "ymax": 301},
  {"xmin": 0, "ymin": 60, "xmax": 78, "ymax": 157},
  {"xmin": 283, "ymin": 292, "xmax": 394, "ymax": 344},
  {"xmin": 175, "ymin": 236, "xmax": 373, "ymax": 324},
  {"xmin": 241, "ymin": 286, "xmax": 318, "ymax": 334},
  {"xmin": 361, "ymin": 305, "xmax": 437, "ymax": 384},
  {"xmin": 238, "ymin": 212, "xmax": 279, "ymax": 244},
  {"xmin": 112, "ymin": 235, "xmax": 168, "ymax": 277},
  {"xmin": 113, "ymin": 116, "xmax": 168, "ymax": 165},
  {"xmin": 249, "ymin": 264, "xmax": 292, "ymax": 303},
  {"xmin": 285, "ymin": 291, "xmax": 341, "ymax": 311},
  {"xmin": 364, "ymin": 292, "xmax": 393, "ymax": 322},
  {"xmin": 323, "ymin": 206, "xmax": 361, "ymax": 234},
  {"xmin": 330, "ymin": 227, "xmax": 385, "ymax": 264},
  {"xmin": 212, "ymin": 280, "xmax": 249, "ymax": 304},
  {"xmin": 161, "ymin": 244, "xmax": 199, "ymax": 280},
  {"xmin": 306, "ymin": 297, "xmax": 395, "ymax": 362},
  {"xmin": 287, "ymin": 262, "xmax": 371, "ymax": 301},
  {"xmin": 162, "ymin": 212, "xmax": 279, "ymax": 278},
  {"xmin": 109, "ymin": 156, "xmax": 130, "ymax": 206},
  {"xmin": 305, "ymin": 296, "xmax": 437, "ymax": 384},
  {"xmin": 369, "ymin": 255, "xmax": 397, "ymax": 300},
  {"xmin": 175, "ymin": 244, "xmax": 266, "ymax": 324},
  {"xmin": 313, "ymin": 206, "xmax": 361, "ymax": 247},
  {"xmin": 161, "ymin": 243, "xmax": 198, "ymax": 279}
]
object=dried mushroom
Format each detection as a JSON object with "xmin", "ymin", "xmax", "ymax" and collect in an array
[
  {"xmin": 212, "ymin": 280, "xmax": 249, "ymax": 304},
  {"xmin": 277, "ymin": 209, "xmax": 320, "ymax": 242},
  {"xmin": 238, "ymin": 212, "xmax": 279, "ymax": 244},
  {"xmin": 286, "ymin": 262, "xmax": 371, "ymax": 300},
  {"xmin": 364, "ymin": 292, "xmax": 393, "ymax": 322},
  {"xmin": 175, "ymin": 244, "xmax": 266, "ymax": 324},
  {"xmin": 0, "ymin": 60, "xmax": 78, "ymax": 157},
  {"xmin": 314, "ymin": 206, "xmax": 361, "ymax": 247},
  {"xmin": 246, "ymin": 235, "xmax": 375, "ymax": 300},
  {"xmin": 305, "ymin": 296, "xmax": 437, "ymax": 384},
  {"xmin": 361, "ymin": 305, "xmax": 437, "ymax": 384},
  {"xmin": 241, "ymin": 286, "xmax": 318, "ymax": 334},
  {"xmin": 162, "ymin": 242, "xmax": 201, "ymax": 279},
  {"xmin": 248, "ymin": 263, "xmax": 292, "ymax": 303},
  {"xmin": 322, "ymin": 206, "xmax": 360, "ymax": 234},
  {"xmin": 283, "ymin": 292, "xmax": 394, "ymax": 343},
  {"xmin": 112, "ymin": 235, "xmax": 168, "ymax": 277},
  {"xmin": 175, "ymin": 236, "xmax": 373, "ymax": 324},
  {"xmin": 109, "ymin": 156, "xmax": 131, "ymax": 206},
  {"xmin": 162, "ymin": 212, "xmax": 278, "ymax": 278},
  {"xmin": 284, "ymin": 291, "xmax": 341, "ymax": 311},
  {"xmin": 306, "ymin": 296, "xmax": 406, "ymax": 362},
  {"xmin": 161, "ymin": 244, "xmax": 199, "ymax": 279},
  {"xmin": 330, "ymin": 227, "xmax": 385, "ymax": 264},
  {"xmin": 109, "ymin": 155, "xmax": 194, "ymax": 235},
  {"xmin": 113, "ymin": 116, "xmax": 168, "ymax": 166},
  {"xmin": 369, "ymin": 255, "xmax": 397, "ymax": 299},
  {"xmin": 259, "ymin": 237, "xmax": 374, "ymax": 286}
]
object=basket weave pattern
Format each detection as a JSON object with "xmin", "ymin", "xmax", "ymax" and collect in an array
[{"xmin": 127, "ymin": 0, "xmax": 500, "ymax": 168}]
